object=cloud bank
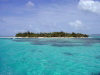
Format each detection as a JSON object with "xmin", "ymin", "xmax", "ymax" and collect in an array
[
  {"xmin": 26, "ymin": 1, "xmax": 34, "ymax": 7},
  {"xmin": 78, "ymin": 0, "xmax": 100, "ymax": 14},
  {"xmin": 69, "ymin": 20, "xmax": 83, "ymax": 30}
]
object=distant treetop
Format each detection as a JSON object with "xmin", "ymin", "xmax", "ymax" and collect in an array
[
  {"xmin": 15, "ymin": 31, "xmax": 88, "ymax": 37},
  {"xmin": 16, "ymin": 31, "xmax": 88, "ymax": 37}
]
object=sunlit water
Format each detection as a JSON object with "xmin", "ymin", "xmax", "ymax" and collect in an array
[{"xmin": 0, "ymin": 37, "xmax": 100, "ymax": 75}]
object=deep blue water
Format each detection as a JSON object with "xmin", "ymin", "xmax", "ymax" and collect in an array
[{"xmin": 0, "ymin": 37, "xmax": 100, "ymax": 75}]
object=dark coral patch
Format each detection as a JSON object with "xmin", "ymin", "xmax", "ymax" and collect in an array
[
  {"xmin": 91, "ymin": 72, "xmax": 100, "ymax": 75},
  {"xmin": 31, "ymin": 42, "xmax": 47, "ymax": 45},
  {"xmin": 31, "ymin": 49, "xmax": 37, "ymax": 52},
  {"xmin": 63, "ymin": 52, "xmax": 73, "ymax": 56},
  {"xmin": 95, "ymin": 55, "xmax": 100, "ymax": 59},
  {"xmin": 38, "ymin": 50, "xmax": 43, "ymax": 53},
  {"xmin": 13, "ymin": 38, "xmax": 39, "ymax": 42},
  {"xmin": 51, "ymin": 43, "xmax": 82, "ymax": 47}
]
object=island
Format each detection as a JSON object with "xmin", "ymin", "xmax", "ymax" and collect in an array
[{"xmin": 15, "ymin": 31, "xmax": 88, "ymax": 38}]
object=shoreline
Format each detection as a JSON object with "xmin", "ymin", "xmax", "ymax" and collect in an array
[{"xmin": 0, "ymin": 37, "xmax": 88, "ymax": 39}]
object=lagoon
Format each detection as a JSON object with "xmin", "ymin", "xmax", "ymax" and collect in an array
[{"xmin": 0, "ymin": 37, "xmax": 100, "ymax": 75}]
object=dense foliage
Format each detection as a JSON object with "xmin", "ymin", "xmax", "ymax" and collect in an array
[{"xmin": 15, "ymin": 31, "xmax": 88, "ymax": 37}]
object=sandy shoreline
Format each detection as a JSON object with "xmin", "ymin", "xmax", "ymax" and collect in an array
[{"xmin": 0, "ymin": 37, "xmax": 88, "ymax": 38}]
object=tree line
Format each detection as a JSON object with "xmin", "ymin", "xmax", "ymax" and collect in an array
[{"xmin": 15, "ymin": 31, "xmax": 88, "ymax": 37}]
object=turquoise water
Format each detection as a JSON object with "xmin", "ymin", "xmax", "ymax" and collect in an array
[{"xmin": 0, "ymin": 37, "xmax": 100, "ymax": 75}]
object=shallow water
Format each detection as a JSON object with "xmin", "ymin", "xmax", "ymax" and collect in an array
[{"xmin": 0, "ymin": 37, "xmax": 100, "ymax": 75}]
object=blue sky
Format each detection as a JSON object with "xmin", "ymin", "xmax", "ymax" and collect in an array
[{"xmin": 0, "ymin": 0, "xmax": 100, "ymax": 36}]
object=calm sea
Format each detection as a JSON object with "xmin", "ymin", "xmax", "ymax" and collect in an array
[{"xmin": 0, "ymin": 36, "xmax": 100, "ymax": 75}]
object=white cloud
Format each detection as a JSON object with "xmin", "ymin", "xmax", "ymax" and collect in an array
[
  {"xmin": 78, "ymin": 0, "xmax": 100, "ymax": 14},
  {"xmin": 69, "ymin": 20, "xmax": 83, "ymax": 29},
  {"xmin": 26, "ymin": 1, "xmax": 34, "ymax": 7}
]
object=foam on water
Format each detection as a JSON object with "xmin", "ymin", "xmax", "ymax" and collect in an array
[{"xmin": 0, "ymin": 37, "xmax": 100, "ymax": 75}]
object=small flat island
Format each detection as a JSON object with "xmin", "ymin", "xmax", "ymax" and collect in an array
[{"xmin": 15, "ymin": 32, "xmax": 88, "ymax": 38}]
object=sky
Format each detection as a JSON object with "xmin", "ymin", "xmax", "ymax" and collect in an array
[{"xmin": 0, "ymin": 0, "xmax": 100, "ymax": 36}]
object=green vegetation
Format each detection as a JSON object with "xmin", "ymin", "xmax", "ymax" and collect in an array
[{"xmin": 15, "ymin": 31, "xmax": 88, "ymax": 37}]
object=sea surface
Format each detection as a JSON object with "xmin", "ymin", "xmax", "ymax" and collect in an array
[{"xmin": 0, "ymin": 36, "xmax": 100, "ymax": 75}]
